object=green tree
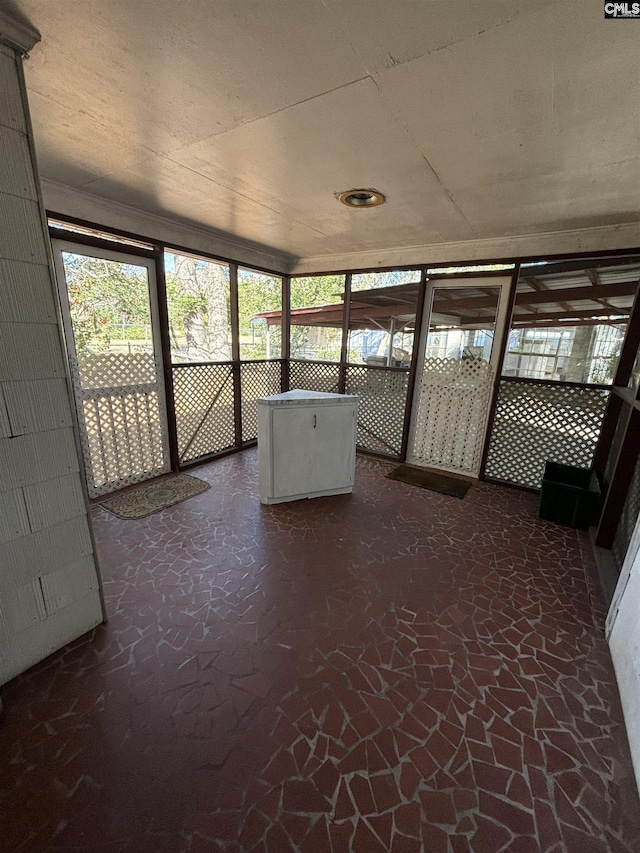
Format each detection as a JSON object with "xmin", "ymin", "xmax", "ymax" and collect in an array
[
  {"xmin": 237, "ymin": 270, "xmax": 283, "ymax": 359},
  {"xmin": 290, "ymin": 275, "xmax": 344, "ymax": 308},
  {"xmin": 63, "ymin": 253, "xmax": 149, "ymax": 354},
  {"xmin": 167, "ymin": 254, "xmax": 231, "ymax": 361}
]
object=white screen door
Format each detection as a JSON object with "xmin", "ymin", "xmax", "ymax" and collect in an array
[
  {"xmin": 52, "ymin": 240, "xmax": 171, "ymax": 497},
  {"xmin": 408, "ymin": 275, "xmax": 512, "ymax": 477}
]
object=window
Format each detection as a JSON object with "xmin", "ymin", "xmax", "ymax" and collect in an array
[
  {"xmin": 164, "ymin": 251, "xmax": 231, "ymax": 363},
  {"xmin": 238, "ymin": 268, "xmax": 282, "ymax": 360},
  {"xmin": 503, "ymin": 259, "xmax": 640, "ymax": 384},
  {"xmin": 289, "ymin": 275, "xmax": 345, "ymax": 361},
  {"xmin": 348, "ymin": 270, "xmax": 420, "ymax": 367}
]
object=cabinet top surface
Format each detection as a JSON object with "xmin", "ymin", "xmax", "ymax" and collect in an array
[{"xmin": 257, "ymin": 389, "xmax": 359, "ymax": 406}]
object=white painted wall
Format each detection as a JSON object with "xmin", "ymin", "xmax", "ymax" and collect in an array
[
  {"xmin": 607, "ymin": 514, "xmax": 640, "ymax": 791},
  {"xmin": 0, "ymin": 39, "xmax": 103, "ymax": 686}
]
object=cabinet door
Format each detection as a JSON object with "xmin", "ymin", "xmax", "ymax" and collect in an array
[{"xmin": 271, "ymin": 404, "xmax": 355, "ymax": 497}]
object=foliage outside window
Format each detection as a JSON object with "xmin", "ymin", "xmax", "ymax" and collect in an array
[
  {"xmin": 63, "ymin": 252, "xmax": 154, "ymax": 356},
  {"xmin": 165, "ymin": 252, "xmax": 231, "ymax": 363},
  {"xmin": 289, "ymin": 275, "xmax": 345, "ymax": 362},
  {"xmin": 238, "ymin": 269, "xmax": 282, "ymax": 360},
  {"xmin": 425, "ymin": 264, "xmax": 514, "ymax": 276},
  {"xmin": 351, "ymin": 269, "xmax": 419, "ymax": 292}
]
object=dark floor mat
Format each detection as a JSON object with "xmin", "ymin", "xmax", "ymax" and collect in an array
[{"xmin": 386, "ymin": 464, "xmax": 472, "ymax": 499}]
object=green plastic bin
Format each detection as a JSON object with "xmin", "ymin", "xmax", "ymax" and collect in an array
[{"xmin": 538, "ymin": 461, "xmax": 601, "ymax": 530}]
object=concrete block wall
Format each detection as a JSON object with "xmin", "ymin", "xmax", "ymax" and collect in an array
[{"xmin": 0, "ymin": 41, "xmax": 103, "ymax": 685}]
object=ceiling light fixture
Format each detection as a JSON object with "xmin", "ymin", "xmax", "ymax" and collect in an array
[{"xmin": 338, "ymin": 189, "xmax": 386, "ymax": 208}]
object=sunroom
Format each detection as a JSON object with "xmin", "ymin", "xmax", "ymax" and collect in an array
[{"xmin": 2, "ymin": 2, "xmax": 640, "ymax": 851}]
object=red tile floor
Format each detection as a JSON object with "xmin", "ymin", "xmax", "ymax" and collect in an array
[{"xmin": 2, "ymin": 450, "xmax": 639, "ymax": 852}]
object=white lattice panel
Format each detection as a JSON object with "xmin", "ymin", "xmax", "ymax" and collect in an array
[
  {"xmin": 80, "ymin": 392, "xmax": 168, "ymax": 496},
  {"xmin": 77, "ymin": 352, "xmax": 157, "ymax": 388},
  {"xmin": 70, "ymin": 353, "xmax": 170, "ymax": 497},
  {"xmin": 410, "ymin": 357, "xmax": 493, "ymax": 475},
  {"xmin": 484, "ymin": 380, "xmax": 609, "ymax": 489},
  {"xmin": 345, "ymin": 366, "xmax": 409, "ymax": 457},
  {"xmin": 289, "ymin": 361, "xmax": 340, "ymax": 394}
]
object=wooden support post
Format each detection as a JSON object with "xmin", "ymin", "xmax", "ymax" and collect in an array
[
  {"xmin": 338, "ymin": 274, "xmax": 351, "ymax": 395},
  {"xmin": 154, "ymin": 247, "xmax": 180, "ymax": 471},
  {"xmin": 612, "ymin": 280, "xmax": 640, "ymax": 387},
  {"xmin": 387, "ymin": 316, "xmax": 396, "ymax": 366},
  {"xmin": 593, "ymin": 280, "xmax": 640, "ymax": 485},
  {"xmin": 229, "ymin": 263, "xmax": 243, "ymax": 447},
  {"xmin": 281, "ymin": 274, "xmax": 291, "ymax": 393},
  {"xmin": 400, "ymin": 269, "xmax": 427, "ymax": 461},
  {"xmin": 592, "ymin": 392, "xmax": 623, "ymax": 482},
  {"xmin": 596, "ymin": 406, "xmax": 640, "ymax": 548}
]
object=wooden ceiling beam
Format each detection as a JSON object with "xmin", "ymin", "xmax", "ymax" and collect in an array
[
  {"xmin": 585, "ymin": 267, "xmax": 621, "ymax": 314},
  {"xmin": 512, "ymin": 307, "xmax": 630, "ymax": 323},
  {"xmin": 517, "ymin": 277, "xmax": 540, "ymax": 314},
  {"xmin": 513, "ymin": 317, "xmax": 628, "ymax": 329},
  {"xmin": 523, "ymin": 274, "xmax": 572, "ymax": 312},
  {"xmin": 402, "ymin": 281, "xmax": 637, "ymax": 314},
  {"xmin": 520, "ymin": 256, "xmax": 640, "ymax": 276},
  {"xmin": 509, "ymin": 281, "xmax": 634, "ymax": 308},
  {"xmin": 259, "ymin": 280, "xmax": 638, "ymax": 326}
]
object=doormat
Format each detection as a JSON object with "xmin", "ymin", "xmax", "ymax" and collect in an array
[
  {"xmin": 386, "ymin": 464, "xmax": 472, "ymax": 499},
  {"xmin": 99, "ymin": 474, "xmax": 210, "ymax": 519}
]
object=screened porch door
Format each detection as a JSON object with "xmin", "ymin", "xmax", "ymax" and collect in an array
[
  {"xmin": 408, "ymin": 275, "xmax": 512, "ymax": 477},
  {"xmin": 52, "ymin": 240, "xmax": 171, "ymax": 497}
]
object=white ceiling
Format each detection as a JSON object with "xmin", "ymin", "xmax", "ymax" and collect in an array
[{"xmin": 6, "ymin": 0, "xmax": 640, "ymax": 268}]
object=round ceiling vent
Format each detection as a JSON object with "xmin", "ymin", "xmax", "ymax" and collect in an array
[{"xmin": 338, "ymin": 189, "xmax": 386, "ymax": 208}]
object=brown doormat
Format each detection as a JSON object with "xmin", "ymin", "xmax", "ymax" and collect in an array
[
  {"xmin": 99, "ymin": 474, "xmax": 210, "ymax": 519},
  {"xmin": 386, "ymin": 464, "xmax": 472, "ymax": 499}
]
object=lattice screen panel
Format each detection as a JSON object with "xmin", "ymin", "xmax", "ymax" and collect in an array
[
  {"xmin": 410, "ymin": 358, "xmax": 493, "ymax": 475},
  {"xmin": 77, "ymin": 352, "xmax": 158, "ymax": 388},
  {"xmin": 613, "ymin": 452, "xmax": 640, "ymax": 570},
  {"xmin": 71, "ymin": 353, "xmax": 170, "ymax": 497},
  {"xmin": 289, "ymin": 361, "xmax": 340, "ymax": 394},
  {"xmin": 484, "ymin": 380, "xmax": 609, "ymax": 489},
  {"xmin": 240, "ymin": 360, "xmax": 282, "ymax": 443},
  {"xmin": 172, "ymin": 363, "xmax": 236, "ymax": 464},
  {"xmin": 345, "ymin": 366, "xmax": 409, "ymax": 458}
]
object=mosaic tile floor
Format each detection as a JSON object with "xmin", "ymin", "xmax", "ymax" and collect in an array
[{"xmin": 1, "ymin": 450, "xmax": 639, "ymax": 852}]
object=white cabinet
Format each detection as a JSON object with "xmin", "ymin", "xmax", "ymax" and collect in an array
[{"xmin": 257, "ymin": 389, "xmax": 359, "ymax": 504}]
